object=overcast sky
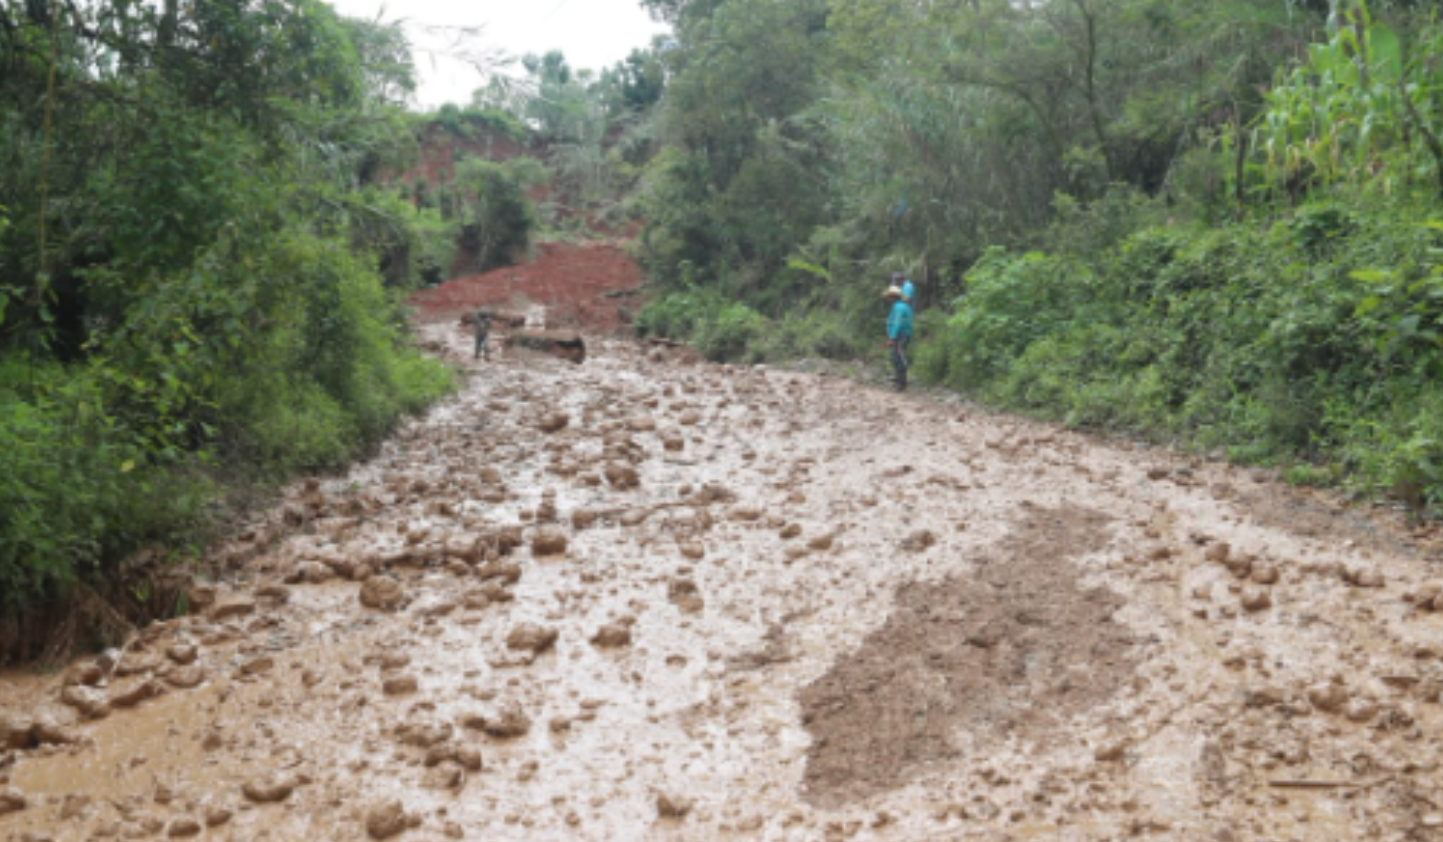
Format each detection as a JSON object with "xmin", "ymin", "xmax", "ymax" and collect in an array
[{"xmin": 324, "ymin": 0, "xmax": 671, "ymax": 109}]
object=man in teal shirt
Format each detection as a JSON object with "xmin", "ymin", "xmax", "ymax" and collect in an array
[
  {"xmin": 892, "ymin": 272, "xmax": 916, "ymax": 308},
  {"xmin": 885, "ymin": 285, "xmax": 914, "ymax": 391}
]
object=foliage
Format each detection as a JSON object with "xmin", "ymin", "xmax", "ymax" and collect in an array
[
  {"xmin": 0, "ymin": 0, "xmax": 453, "ymax": 615},
  {"xmin": 451, "ymin": 157, "xmax": 548, "ymax": 274},
  {"xmin": 924, "ymin": 197, "xmax": 1443, "ymax": 506}
]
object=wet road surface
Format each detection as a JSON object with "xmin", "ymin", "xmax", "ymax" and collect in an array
[{"xmin": 3, "ymin": 326, "xmax": 1443, "ymax": 842}]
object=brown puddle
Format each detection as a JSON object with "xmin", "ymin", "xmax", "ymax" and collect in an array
[{"xmin": 1, "ymin": 324, "xmax": 1442, "ymax": 841}]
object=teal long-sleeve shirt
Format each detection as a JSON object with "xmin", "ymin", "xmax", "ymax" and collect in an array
[{"xmin": 887, "ymin": 300, "xmax": 914, "ymax": 340}]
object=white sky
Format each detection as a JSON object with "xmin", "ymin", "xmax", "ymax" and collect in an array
[{"xmin": 324, "ymin": 0, "xmax": 671, "ymax": 109}]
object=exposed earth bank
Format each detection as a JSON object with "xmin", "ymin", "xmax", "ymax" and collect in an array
[{"xmin": 4, "ymin": 293, "xmax": 1443, "ymax": 840}]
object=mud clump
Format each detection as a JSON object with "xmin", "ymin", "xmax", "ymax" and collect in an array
[
  {"xmin": 668, "ymin": 578, "xmax": 705, "ymax": 614},
  {"xmin": 365, "ymin": 799, "xmax": 411, "ymax": 839},
  {"xmin": 604, "ymin": 463, "xmax": 640, "ymax": 490},
  {"xmin": 798, "ymin": 504, "xmax": 1135, "ymax": 807},
  {"xmin": 210, "ymin": 597, "xmax": 255, "ymax": 621},
  {"xmin": 241, "ymin": 773, "xmax": 296, "ymax": 804},
  {"xmin": 0, "ymin": 786, "xmax": 26, "ymax": 814},
  {"xmin": 591, "ymin": 623, "xmax": 633, "ymax": 648},
  {"xmin": 531, "ymin": 527, "xmax": 568, "ymax": 557},
  {"xmin": 382, "ymin": 675, "xmax": 419, "ymax": 696},
  {"xmin": 166, "ymin": 817, "xmax": 202, "ymax": 837},
  {"xmin": 656, "ymin": 792, "xmax": 694, "ymax": 819},
  {"xmin": 360, "ymin": 577, "xmax": 406, "ymax": 611},
  {"xmin": 464, "ymin": 704, "xmax": 532, "ymax": 739},
  {"xmin": 899, "ymin": 530, "xmax": 937, "ymax": 553},
  {"xmin": 506, "ymin": 623, "xmax": 559, "ymax": 654}
]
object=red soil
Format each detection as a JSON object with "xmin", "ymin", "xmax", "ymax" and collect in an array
[{"xmin": 408, "ymin": 241, "xmax": 644, "ymax": 334}]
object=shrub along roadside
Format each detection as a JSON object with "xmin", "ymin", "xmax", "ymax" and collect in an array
[
  {"xmin": 914, "ymin": 197, "xmax": 1443, "ymax": 510},
  {"xmin": 0, "ymin": 224, "xmax": 453, "ymax": 636}
]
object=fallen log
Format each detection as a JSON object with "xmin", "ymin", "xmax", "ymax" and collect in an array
[{"xmin": 505, "ymin": 330, "xmax": 586, "ymax": 364}]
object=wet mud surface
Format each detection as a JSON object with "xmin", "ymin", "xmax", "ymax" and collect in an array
[
  {"xmin": 4, "ymin": 324, "xmax": 1443, "ymax": 841},
  {"xmin": 800, "ymin": 504, "xmax": 1137, "ymax": 808}
]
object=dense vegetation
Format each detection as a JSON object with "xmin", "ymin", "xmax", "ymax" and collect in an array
[
  {"xmin": 631, "ymin": 0, "xmax": 1443, "ymax": 510},
  {"xmin": 0, "ymin": 0, "xmax": 473, "ymax": 620}
]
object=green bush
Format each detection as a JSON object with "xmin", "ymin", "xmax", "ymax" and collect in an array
[
  {"xmin": 453, "ymin": 157, "xmax": 548, "ymax": 273},
  {"xmin": 0, "ymin": 361, "xmax": 210, "ymax": 612},
  {"xmin": 930, "ymin": 195, "xmax": 1443, "ymax": 507}
]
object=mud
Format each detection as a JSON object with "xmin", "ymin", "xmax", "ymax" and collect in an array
[
  {"xmin": 3, "ymin": 320, "xmax": 1443, "ymax": 841},
  {"xmin": 799, "ymin": 504, "xmax": 1137, "ymax": 807}
]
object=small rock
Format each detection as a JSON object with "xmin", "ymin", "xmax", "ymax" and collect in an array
[
  {"xmin": 1345, "ymin": 699, "xmax": 1379, "ymax": 722},
  {"xmin": 166, "ymin": 817, "xmax": 202, "ymax": 838},
  {"xmin": 239, "ymin": 656, "xmax": 274, "ymax": 677},
  {"xmin": 1250, "ymin": 565, "xmax": 1280, "ymax": 585},
  {"xmin": 65, "ymin": 661, "xmax": 103, "ymax": 687},
  {"xmin": 1240, "ymin": 586, "xmax": 1272, "ymax": 612},
  {"xmin": 604, "ymin": 463, "xmax": 640, "ymax": 490},
  {"xmin": 31, "ymin": 713, "xmax": 77, "ymax": 746},
  {"xmin": 0, "ymin": 786, "xmax": 27, "ymax": 814},
  {"xmin": 382, "ymin": 675, "xmax": 419, "ymax": 696},
  {"xmin": 455, "ymin": 745, "xmax": 483, "ymax": 771},
  {"xmin": 292, "ymin": 561, "xmax": 335, "ymax": 584},
  {"xmin": 506, "ymin": 623, "xmax": 559, "ymax": 654},
  {"xmin": 531, "ymin": 527, "xmax": 568, "ymax": 557},
  {"xmin": 656, "ymin": 793, "xmax": 694, "ymax": 819},
  {"xmin": 475, "ymin": 560, "xmax": 522, "ymax": 584},
  {"xmin": 359, "ymin": 577, "xmax": 406, "ymax": 611},
  {"xmin": 60, "ymin": 685, "xmax": 110, "ymax": 720},
  {"xmin": 396, "ymin": 720, "xmax": 453, "ymax": 748},
  {"xmin": 537, "ymin": 412, "xmax": 570, "ymax": 434},
  {"xmin": 165, "ymin": 643, "xmax": 198, "ymax": 666},
  {"xmin": 422, "ymin": 762, "xmax": 465, "ymax": 790},
  {"xmin": 476, "ymin": 705, "xmax": 531, "ymax": 739},
  {"xmin": 1094, "ymin": 741, "xmax": 1128, "ymax": 763},
  {"xmin": 204, "ymin": 805, "xmax": 233, "ymax": 827},
  {"xmin": 1204, "ymin": 543, "xmax": 1231, "ymax": 563},
  {"xmin": 365, "ymin": 799, "xmax": 409, "ymax": 840},
  {"xmin": 1307, "ymin": 682, "xmax": 1348, "ymax": 714},
  {"xmin": 186, "ymin": 585, "xmax": 217, "ymax": 612},
  {"xmin": 807, "ymin": 533, "xmax": 834, "ymax": 552},
  {"xmin": 1343, "ymin": 564, "xmax": 1385, "ymax": 588},
  {"xmin": 900, "ymin": 530, "xmax": 937, "ymax": 553},
  {"xmin": 163, "ymin": 665, "xmax": 206, "ymax": 689},
  {"xmin": 110, "ymin": 678, "xmax": 164, "ymax": 709},
  {"xmin": 668, "ymin": 578, "xmax": 705, "ymax": 614},
  {"xmin": 591, "ymin": 624, "xmax": 632, "ymax": 648},
  {"xmin": 0, "ymin": 715, "xmax": 33, "ymax": 750},
  {"xmin": 209, "ymin": 597, "xmax": 255, "ymax": 621},
  {"xmin": 241, "ymin": 773, "xmax": 295, "ymax": 804}
]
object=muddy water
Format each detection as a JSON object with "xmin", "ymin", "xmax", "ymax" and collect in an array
[{"xmin": 4, "ymin": 326, "xmax": 1443, "ymax": 842}]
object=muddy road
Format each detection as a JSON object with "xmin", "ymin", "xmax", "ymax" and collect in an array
[{"xmin": 4, "ymin": 324, "xmax": 1443, "ymax": 842}]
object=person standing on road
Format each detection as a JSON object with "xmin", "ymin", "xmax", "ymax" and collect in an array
[
  {"xmin": 473, "ymin": 308, "xmax": 493, "ymax": 360},
  {"xmin": 884, "ymin": 285, "xmax": 914, "ymax": 391},
  {"xmin": 892, "ymin": 272, "xmax": 916, "ymax": 309}
]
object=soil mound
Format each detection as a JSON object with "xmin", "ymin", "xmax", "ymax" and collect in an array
[
  {"xmin": 799, "ymin": 504, "xmax": 1136, "ymax": 807},
  {"xmin": 409, "ymin": 242, "xmax": 641, "ymax": 333}
]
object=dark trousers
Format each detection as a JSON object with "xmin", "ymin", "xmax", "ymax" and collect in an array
[{"xmin": 890, "ymin": 336, "xmax": 910, "ymax": 390}]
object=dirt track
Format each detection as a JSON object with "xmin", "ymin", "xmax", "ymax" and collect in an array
[{"xmin": 4, "ymin": 321, "xmax": 1443, "ymax": 842}]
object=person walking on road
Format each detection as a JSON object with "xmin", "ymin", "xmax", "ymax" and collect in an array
[{"xmin": 884, "ymin": 284, "xmax": 914, "ymax": 391}]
